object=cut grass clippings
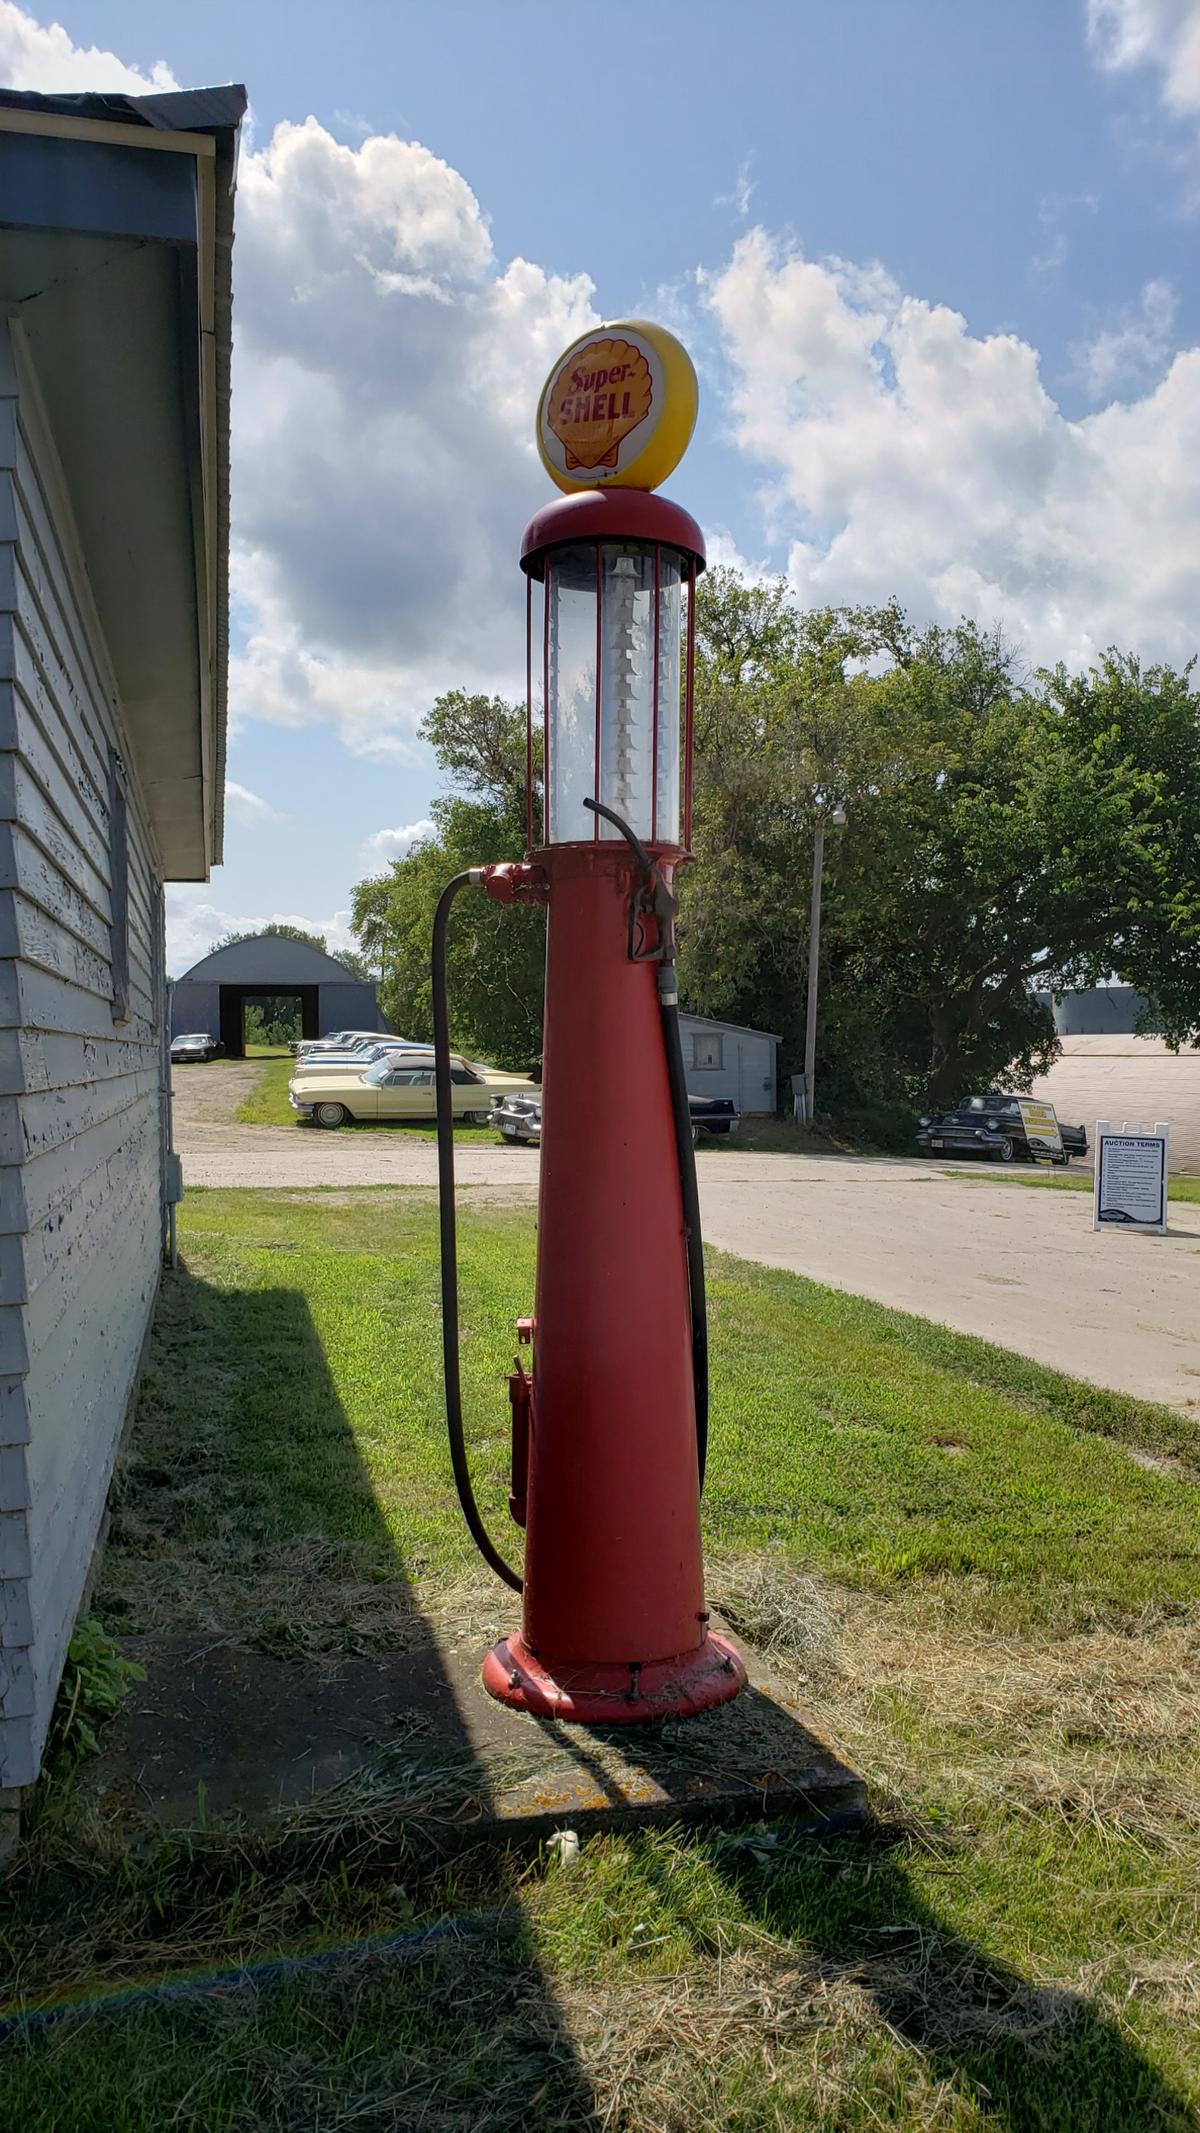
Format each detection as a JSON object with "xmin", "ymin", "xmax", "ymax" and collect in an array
[{"xmin": 2, "ymin": 1186, "xmax": 1197, "ymax": 2131}]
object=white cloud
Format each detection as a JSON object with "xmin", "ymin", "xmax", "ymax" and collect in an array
[
  {"xmin": 229, "ymin": 117, "xmax": 597, "ymax": 757},
  {"xmin": 715, "ymin": 157, "xmax": 756, "ymax": 219},
  {"xmin": 225, "ymin": 780, "xmax": 279, "ymax": 826},
  {"xmin": 165, "ymin": 887, "xmax": 358, "ymax": 977},
  {"xmin": 1074, "ymin": 277, "xmax": 1177, "ymax": 396},
  {"xmin": 1029, "ymin": 190, "xmax": 1098, "ymax": 283},
  {"xmin": 1087, "ymin": 0, "xmax": 1200, "ymax": 115},
  {"xmin": 360, "ymin": 819, "xmax": 437, "ymax": 870},
  {"xmin": 704, "ymin": 228, "xmax": 1200, "ymax": 673},
  {"xmin": 0, "ymin": 1, "xmax": 176, "ymax": 91}
]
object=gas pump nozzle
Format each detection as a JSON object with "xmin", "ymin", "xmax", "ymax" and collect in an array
[{"xmin": 582, "ymin": 798, "xmax": 678, "ymax": 966}]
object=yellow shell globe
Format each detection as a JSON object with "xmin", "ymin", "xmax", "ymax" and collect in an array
[{"xmin": 537, "ymin": 319, "xmax": 699, "ymax": 494}]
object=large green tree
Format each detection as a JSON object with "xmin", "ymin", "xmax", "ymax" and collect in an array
[
  {"xmin": 350, "ymin": 586, "xmax": 1200, "ymax": 1116},
  {"xmin": 351, "ymin": 694, "xmax": 544, "ymax": 1069},
  {"xmin": 681, "ymin": 581, "xmax": 1200, "ymax": 1111}
]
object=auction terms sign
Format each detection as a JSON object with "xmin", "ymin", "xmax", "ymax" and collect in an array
[{"xmin": 1093, "ymin": 1119, "xmax": 1170, "ymax": 1234}]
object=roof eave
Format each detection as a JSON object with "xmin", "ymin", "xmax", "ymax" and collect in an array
[{"xmin": 0, "ymin": 84, "xmax": 244, "ymax": 879}]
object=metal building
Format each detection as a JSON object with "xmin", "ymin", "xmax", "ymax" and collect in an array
[
  {"xmin": 170, "ymin": 934, "xmax": 384, "ymax": 1056},
  {"xmin": 1035, "ymin": 986, "xmax": 1153, "ymax": 1036},
  {"xmin": 0, "ymin": 83, "xmax": 244, "ymax": 1799},
  {"xmin": 679, "ymin": 1013, "xmax": 779, "ymax": 1114}
]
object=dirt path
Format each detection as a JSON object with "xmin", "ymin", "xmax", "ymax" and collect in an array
[{"xmin": 170, "ymin": 1057, "xmax": 265, "ymax": 1127}]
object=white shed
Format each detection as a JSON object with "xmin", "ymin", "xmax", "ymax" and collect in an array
[
  {"xmin": 0, "ymin": 84, "xmax": 242, "ymax": 1808},
  {"xmin": 679, "ymin": 1013, "xmax": 779, "ymax": 1115}
]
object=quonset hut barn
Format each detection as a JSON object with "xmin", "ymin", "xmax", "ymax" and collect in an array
[
  {"xmin": 171, "ymin": 934, "xmax": 384, "ymax": 1057},
  {"xmin": 0, "ymin": 82, "xmax": 243, "ymax": 1806}
]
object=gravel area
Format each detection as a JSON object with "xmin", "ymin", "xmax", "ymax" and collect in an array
[{"xmin": 170, "ymin": 1056, "xmax": 266, "ymax": 1126}]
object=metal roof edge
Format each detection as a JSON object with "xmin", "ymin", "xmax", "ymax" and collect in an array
[{"xmin": 677, "ymin": 1012, "xmax": 782, "ymax": 1040}]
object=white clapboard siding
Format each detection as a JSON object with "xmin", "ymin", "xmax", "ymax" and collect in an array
[{"xmin": 0, "ymin": 324, "xmax": 167, "ymax": 1789}]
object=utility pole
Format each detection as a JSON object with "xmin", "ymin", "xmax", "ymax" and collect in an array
[{"xmin": 802, "ymin": 802, "xmax": 845, "ymax": 1129}]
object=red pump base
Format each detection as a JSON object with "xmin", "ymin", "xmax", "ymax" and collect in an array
[{"xmin": 482, "ymin": 1630, "xmax": 747, "ymax": 1725}]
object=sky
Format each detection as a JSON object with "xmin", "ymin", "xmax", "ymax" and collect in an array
[{"xmin": 2, "ymin": 0, "xmax": 1200, "ymax": 972}]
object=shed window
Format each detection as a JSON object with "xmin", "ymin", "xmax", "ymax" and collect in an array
[
  {"xmin": 692, "ymin": 1032, "xmax": 723, "ymax": 1070},
  {"xmin": 108, "ymin": 747, "xmax": 129, "ymax": 1023}
]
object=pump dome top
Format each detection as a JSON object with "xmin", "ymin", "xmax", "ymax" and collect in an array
[{"xmin": 536, "ymin": 320, "xmax": 698, "ymax": 495}]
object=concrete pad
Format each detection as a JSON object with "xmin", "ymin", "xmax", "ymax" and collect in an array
[
  {"xmin": 1032, "ymin": 1035, "xmax": 1200, "ymax": 1171},
  {"xmin": 93, "ymin": 1627, "xmax": 863, "ymax": 1846}
]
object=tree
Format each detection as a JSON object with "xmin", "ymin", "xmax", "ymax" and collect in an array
[
  {"xmin": 1039, "ymin": 653, "xmax": 1200, "ymax": 1047},
  {"xmin": 349, "ymin": 584, "xmax": 1200, "ymax": 1120},
  {"xmin": 350, "ymin": 694, "xmax": 544, "ymax": 1069},
  {"xmin": 210, "ymin": 921, "xmax": 329, "ymax": 955},
  {"xmin": 681, "ymin": 579, "xmax": 1200, "ymax": 1113}
]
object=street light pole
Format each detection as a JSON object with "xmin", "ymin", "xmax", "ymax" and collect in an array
[
  {"xmin": 802, "ymin": 801, "xmax": 845, "ymax": 1130},
  {"xmin": 802, "ymin": 822, "xmax": 824, "ymax": 1129}
]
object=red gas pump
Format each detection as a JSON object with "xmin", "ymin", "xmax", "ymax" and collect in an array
[{"xmin": 434, "ymin": 322, "xmax": 746, "ymax": 1724}]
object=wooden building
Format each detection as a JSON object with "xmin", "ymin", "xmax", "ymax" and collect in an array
[
  {"xmin": 0, "ymin": 83, "xmax": 243, "ymax": 1802},
  {"xmin": 679, "ymin": 1013, "xmax": 779, "ymax": 1115}
]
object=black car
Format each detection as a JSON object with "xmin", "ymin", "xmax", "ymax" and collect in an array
[
  {"xmin": 493, "ymin": 1091, "xmax": 741, "ymax": 1147},
  {"xmin": 917, "ymin": 1094, "xmax": 1087, "ymax": 1165},
  {"xmin": 170, "ymin": 1032, "xmax": 223, "ymax": 1064},
  {"xmin": 688, "ymin": 1094, "xmax": 739, "ymax": 1142}
]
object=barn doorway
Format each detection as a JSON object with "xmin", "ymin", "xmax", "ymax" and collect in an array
[{"xmin": 218, "ymin": 984, "xmax": 320, "ymax": 1058}]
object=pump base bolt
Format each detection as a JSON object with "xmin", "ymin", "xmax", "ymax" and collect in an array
[{"xmin": 482, "ymin": 1629, "xmax": 746, "ymax": 1726}]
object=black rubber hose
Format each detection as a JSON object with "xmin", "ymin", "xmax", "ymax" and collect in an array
[
  {"xmin": 581, "ymin": 799, "xmax": 709, "ymax": 1493},
  {"xmin": 658, "ymin": 962, "xmax": 710, "ymax": 1492},
  {"xmin": 432, "ymin": 872, "xmax": 523, "ymax": 1593}
]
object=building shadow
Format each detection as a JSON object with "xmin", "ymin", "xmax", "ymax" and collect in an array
[{"xmin": 1, "ymin": 1260, "xmax": 601, "ymax": 2130}]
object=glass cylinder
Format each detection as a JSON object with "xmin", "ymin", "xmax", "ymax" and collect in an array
[{"xmin": 543, "ymin": 539, "xmax": 686, "ymax": 845}]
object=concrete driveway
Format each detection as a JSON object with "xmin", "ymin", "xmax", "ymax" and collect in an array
[
  {"xmin": 177, "ymin": 1101, "xmax": 1200, "ymax": 1414},
  {"xmin": 696, "ymin": 1151, "xmax": 1200, "ymax": 1415}
]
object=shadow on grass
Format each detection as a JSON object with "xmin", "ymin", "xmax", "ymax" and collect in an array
[
  {"xmin": 2, "ymin": 1258, "xmax": 1192, "ymax": 2130},
  {"xmin": 531, "ymin": 1724, "xmax": 1193, "ymax": 2130},
  {"xmin": 711, "ymin": 1826, "xmax": 1191, "ymax": 2129},
  {"xmin": 0, "ymin": 1263, "xmax": 599, "ymax": 2132}
]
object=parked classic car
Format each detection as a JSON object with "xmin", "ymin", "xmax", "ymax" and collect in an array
[
  {"xmin": 917, "ymin": 1094, "xmax": 1087, "ymax": 1165},
  {"xmin": 291, "ymin": 1030, "xmax": 407, "ymax": 1057},
  {"xmin": 288, "ymin": 1041, "xmax": 426, "ymax": 1077},
  {"xmin": 289, "ymin": 1050, "xmax": 536, "ymax": 1127},
  {"xmin": 688, "ymin": 1094, "xmax": 740, "ymax": 1141},
  {"xmin": 170, "ymin": 1032, "xmax": 222, "ymax": 1064},
  {"xmin": 493, "ymin": 1092, "xmax": 542, "ymax": 1144},
  {"xmin": 492, "ymin": 1092, "xmax": 741, "ymax": 1147}
]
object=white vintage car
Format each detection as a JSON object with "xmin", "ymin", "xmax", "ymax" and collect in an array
[
  {"xmin": 289, "ymin": 1041, "xmax": 425, "ymax": 1077},
  {"xmin": 289, "ymin": 1050, "xmax": 537, "ymax": 1129}
]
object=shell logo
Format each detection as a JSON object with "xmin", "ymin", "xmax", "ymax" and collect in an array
[
  {"xmin": 537, "ymin": 320, "xmax": 698, "ymax": 494},
  {"xmin": 546, "ymin": 336, "xmax": 653, "ymax": 473}
]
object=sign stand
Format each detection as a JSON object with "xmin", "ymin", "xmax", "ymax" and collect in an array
[{"xmin": 1093, "ymin": 1119, "xmax": 1169, "ymax": 1234}]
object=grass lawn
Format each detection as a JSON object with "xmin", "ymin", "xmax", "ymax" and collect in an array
[
  {"xmin": 944, "ymin": 1163, "xmax": 1200, "ymax": 1205},
  {"xmin": 2, "ymin": 1189, "xmax": 1197, "ymax": 2130},
  {"xmin": 235, "ymin": 1050, "xmax": 499, "ymax": 1141}
]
